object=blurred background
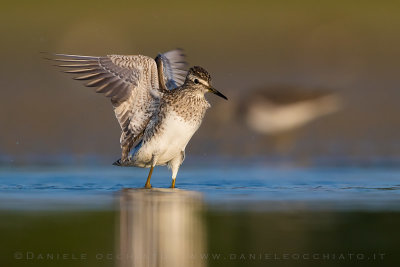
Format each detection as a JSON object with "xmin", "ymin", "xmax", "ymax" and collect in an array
[
  {"xmin": 1, "ymin": 1, "xmax": 400, "ymax": 267},
  {"xmin": 1, "ymin": 0, "xmax": 399, "ymax": 166}
]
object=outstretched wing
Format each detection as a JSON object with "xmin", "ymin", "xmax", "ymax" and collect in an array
[
  {"xmin": 155, "ymin": 49, "xmax": 188, "ymax": 90},
  {"xmin": 50, "ymin": 53, "xmax": 161, "ymax": 158}
]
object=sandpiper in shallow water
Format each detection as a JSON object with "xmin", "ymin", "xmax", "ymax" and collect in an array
[{"xmin": 49, "ymin": 49, "xmax": 227, "ymax": 188}]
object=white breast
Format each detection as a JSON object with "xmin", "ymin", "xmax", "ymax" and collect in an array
[{"xmin": 133, "ymin": 111, "xmax": 200, "ymax": 166}]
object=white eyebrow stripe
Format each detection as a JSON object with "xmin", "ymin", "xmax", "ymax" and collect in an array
[
  {"xmin": 198, "ymin": 78, "xmax": 209, "ymax": 87},
  {"xmin": 188, "ymin": 74, "xmax": 210, "ymax": 87}
]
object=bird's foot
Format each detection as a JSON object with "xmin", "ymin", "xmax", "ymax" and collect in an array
[
  {"xmin": 144, "ymin": 183, "xmax": 152, "ymax": 189},
  {"xmin": 170, "ymin": 179, "xmax": 176, "ymax": 189}
]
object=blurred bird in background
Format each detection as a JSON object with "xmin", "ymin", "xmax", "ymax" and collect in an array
[
  {"xmin": 213, "ymin": 86, "xmax": 343, "ymax": 156},
  {"xmin": 241, "ymin": 87, "xmax": 341, "ymax": 135}
]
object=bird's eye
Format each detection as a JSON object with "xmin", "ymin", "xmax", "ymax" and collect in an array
[{"xmin": 194, "ymin": 79, "xmax": 199, "ymax": 84}]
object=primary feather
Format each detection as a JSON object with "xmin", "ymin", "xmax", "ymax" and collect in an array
[{"xmin": 50, "ymin": 49, "xmax": 188, "ymax": 160}]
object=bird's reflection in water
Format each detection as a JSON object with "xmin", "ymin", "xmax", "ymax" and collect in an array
[{"xmin": 119, "ymin": 188, "xmax": 205, "ymax": 267}]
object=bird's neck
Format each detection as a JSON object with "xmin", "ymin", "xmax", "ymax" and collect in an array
[
  {"xmin": 165, "ymin": 88, "xmax": 210, "ymax": 122},
  {"xmin": 179, "ymin": 85, "xmax": 206, "ymax": 100}
]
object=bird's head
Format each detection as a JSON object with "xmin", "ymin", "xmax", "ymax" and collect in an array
[{"xmin": 185, "ymin": 66, "xmax": 228, "ymax": 100}]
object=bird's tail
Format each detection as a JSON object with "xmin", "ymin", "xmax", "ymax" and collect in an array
[{"xmin": 113, "ymin": 159, "xmax": 122, "ymax": 166}]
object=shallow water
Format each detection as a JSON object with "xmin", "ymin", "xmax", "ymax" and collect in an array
[
  {"xmin": 1, "ymin": 164, "xmax": 400, "ymax": 267},
  {"xmin": 0, "ymin": 164, "xmax": 399, "ymax": 210}
]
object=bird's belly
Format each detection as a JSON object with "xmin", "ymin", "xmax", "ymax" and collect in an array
[{"xmin": 134, "ymin": 113, "xmax": 199, "ymax": 166}]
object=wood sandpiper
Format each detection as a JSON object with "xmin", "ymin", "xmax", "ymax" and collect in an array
[{"xmin": 48, "ymin": 49, "xmax": 227, "ymax": 188}]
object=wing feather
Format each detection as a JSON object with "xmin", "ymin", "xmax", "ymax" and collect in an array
[
  {"xmin": 155, "ymin": 49, "xmax": 188, "ymax": 90},
  {"xmin": 64, "ymin": 68, "xmax": 99, "ymax": 74},
  {"xmin": 49, "ymin": 53, "xmax": 162, "ymax": 159},
  {"xmin": 73, "ymin": 72, "xmax": 106, "ymax": 80}
]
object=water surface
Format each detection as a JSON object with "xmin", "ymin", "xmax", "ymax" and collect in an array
[
  {"xmin": 0, "ymin": 164, "xmax": 399, "ymax": 210},
  {"xmin": 1, "ymin": 164, "xmax": 399, "ymax": 267}
]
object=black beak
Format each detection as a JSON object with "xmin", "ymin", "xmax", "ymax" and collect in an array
[{"xmin": 209, "ymin": 87, "xmax": 228, "ymax": 100}]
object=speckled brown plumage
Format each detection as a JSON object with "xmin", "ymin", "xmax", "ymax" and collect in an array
[{"xmin": 50, "ymin": 50, "xmax": 227, "ymax": 188}]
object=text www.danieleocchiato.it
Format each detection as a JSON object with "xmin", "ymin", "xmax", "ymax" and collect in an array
[{"xmin": 13, "ymin": 251, "xmax": 386, "ymax": 261}]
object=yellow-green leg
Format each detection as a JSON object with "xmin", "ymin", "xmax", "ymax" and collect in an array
[
  {"xmin": 144, "ymin": 165, "xmax": 154, "ymax": 189},
  {"xmin": 170, "ymin": 179, "xmax": 176, "ymax": 189},
  {"xmin": 169, "ymin": 152, "xmax": 182, "ymax": 189}
]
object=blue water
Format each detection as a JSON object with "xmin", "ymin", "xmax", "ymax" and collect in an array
[{"xmin": 0, "ymin": 164, "xmax": 399, "ymax": 210}]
